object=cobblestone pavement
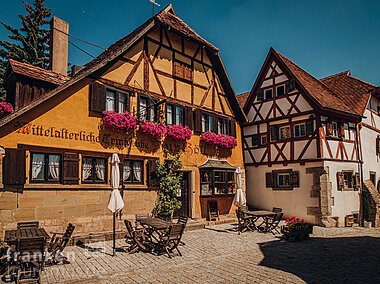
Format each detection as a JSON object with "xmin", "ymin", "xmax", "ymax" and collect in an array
[{"xmin": 39, "ymin": 224, "xmax": 380, "ymax": 284}]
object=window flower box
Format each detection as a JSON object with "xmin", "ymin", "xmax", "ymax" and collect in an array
[
  {"xmin": 102, "ymin": 111, "xmax": 137, "ymax": 133},
  {"xmin": 200, "ymin": 131, "xmax": 237, "ymax": 149},
  {"xmin": 281, "ymin": 216, "xmax": 313, "ymax": 241},
  {"xmin": 0, "ymin": 102, "xmax": 14, "ymax": 117},
  {"xmin": 167, "ymin": 124, "xmax": 192, "ymax": 141},
  {"xmin": 139, "ymin": 120, "xmax": 167, "ymax": 140}
]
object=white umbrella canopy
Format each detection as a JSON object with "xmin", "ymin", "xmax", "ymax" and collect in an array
[
  {"xmin": 233, "ymin": 167, "xmax": 246, "ymax": 207},
  {"xmin": 108, "ymin": 154, "xmax": 124, "ymax": 213}
]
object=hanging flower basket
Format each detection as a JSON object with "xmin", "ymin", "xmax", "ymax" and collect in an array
[
  {"xmin": 139, "ymin": 120, "xmax": 167, "ymax": 140},
  {"xmin": 281, "ymin": 216, "xmax": 313, "ymax": 242},
  {"xmin": 0, "ymin": 102, "xmax": 14, "ymax": 117},
  {"xmin": 200, "ymin": 131, "xmax": 237, "ymax": 149},
  {"xmin": 167, "ymin": 124, "xmax": 192, "ymax": 142},
  {"xmin": 102, "ymin": 111, "xmax": 137, "ymax": 133}
]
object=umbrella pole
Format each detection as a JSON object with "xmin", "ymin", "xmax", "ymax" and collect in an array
[{"xmin": 113, "ymin": 212, "xmax": 116, "ymax": 256}]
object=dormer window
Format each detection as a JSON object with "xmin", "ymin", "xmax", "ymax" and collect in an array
[
  {"xmin": 264, "ymin": 89, "xmax": 273, "ymax": 100},
  {"xmin": 276, "ymin": 85, "xmax": 285, "ymax": 97}
]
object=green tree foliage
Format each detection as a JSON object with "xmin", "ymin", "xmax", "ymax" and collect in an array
[
  {"xmin": 0, "ymin": 0, "xmax": 51, "ymax": 99},
  {"xmin": 154, "ymin": 151, "xmax": 182, "ymax": 219}
]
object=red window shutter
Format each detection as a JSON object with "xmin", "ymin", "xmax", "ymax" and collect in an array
[
  {"xmin": 194, "ymin": 108, "xmax": 202, "ymax": 133},
  {"xmin": 291, "ymin": 171, "xmax": 300, "ymax": 187},
  {"xmin": 339, "ymin": 124, "xmax": 345, "ymax": 138},
  {"xmin": 63, "ymin": 152, "xmax": 79, "ymax": 185},
  {"xmin": 184, "ymin": 65, "xmax": 193, "ymax": 81},
  {"xmin": 337, "ymin": 172, "xmax": 344, "ymax": 191},
  {"xmin": 326, "ymin": 123, "xmax": 333, "ymax": 136},
  {"xmin": 173, "ymin": 61, "xmax": 183, "ymax": 78},
  {"xmin": 266, "ymin": 172, "xmax": 274, "ymax": 188},
  {"xmin": 3, "ymin": 148, "xmax": 26, "ymax": 186},
  {"xmin": 90, "ymin": 82, "xmax": 106, "ymax": 113}
]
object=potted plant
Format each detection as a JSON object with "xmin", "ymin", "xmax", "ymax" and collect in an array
[
  {"xmin": 0, "ymin": 102, "xmax": 14, "ymax": 118},
  {"xmin": 153, "ymin": 151, "xmax": 182, "ymax": 220},
  {"xmin": 166, "ymin": 124, "xmax": 192, "ymax": 142},
  {"xmin": 139, "ymin": 120, "xmax": 167, "ymax": 140},
  {"xmin": 281, "ymin": 216, "xmax": 313, "ymax": 241},
  {"xmin": 102, "ymin": 110, "xmax": 137, "ymax": 133},
  {"xmin": 200, "ymin": 131, "xmax": 237, "ymax": 149}
]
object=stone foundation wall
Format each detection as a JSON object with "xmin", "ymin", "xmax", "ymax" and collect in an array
[
  {"xmin": 0, "ymin": 189, "xmax": 157, "ymax": 238},
  {"xmin": 363, "ymin": 180, "xmax": 380, "ymax": 227}
]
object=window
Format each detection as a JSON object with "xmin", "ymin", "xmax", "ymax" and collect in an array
[
  {"xmin": 30, "ymin": 153, "xmax": 61, "ymax": 183},
  {"xmin": 201, "ymin": 113, "xmax": 214, "ymax": 132},
  {"xmin": 166, "ymin": 104, "xmax": 184, "ymax": 126},
  {"xmin": 173, "ymin": 60, "xmax": 193, "ymax": 81},
  {"xmin": 343, "ymin": 172, "xmax": 353, "ymax": 188},
  {"xmin": 139, "ymin": 96, "xmax": 157, "ymax": 121},
  {"xmin": 264, "ymin": 89, "xmax": 273, "ymax": 100},
  {"xmin": 252, "ymin": 134, "xmax": 267, "ymax": 147},
  {"xmin": 370, "ymin": 172, "xmax": 376, "ymax": 187},
  {"xmin": 122, "ymin": 160, "xmax": 143, "ymax": 184},
  {"xmin": 200, "ymin": 169, "xmax": 235, "ymax": 196},
  {"xmin": 332, "ymin": 122, "xmax": 339, "ymax": 137},
  {"xmin": 279, "ymin": 126, "xmax": 291, "ymax": 140},
  {"xmin": 294, "ymin": 123, "xmax": 306, "ymax": 138},
  {"xmin": 266, "ymin": 170, "xmax": 299, "ymax": 190},
  {"xmin": 105, "ymin": 89, "xmax": 129, "ymax": 113},
  {"xmin": 276, "ymin": 85, "xmax": 285, "ymax": 97},
  {"xmin": 82, "ymin": 157, "xmax": 107, "ymax": 183},
  {"xmin": 217, "ymin": 118, "xmax": 228, "ymax": 135},
  {"xmin": 337, "ymin": 171, "xmax": 359, "ymax": 191},
  {"xmin": 261, "ymin": 135, "xmax": 267, "ymax": 145}
]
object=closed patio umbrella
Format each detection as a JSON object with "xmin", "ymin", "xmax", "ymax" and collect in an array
[
  {"xmin": 233, "ymin": 167, "xmax": 246, "ymax": 208},
  {"xmin": 108, "ymin": 153, "xmax": 124, "ymax": 256}
]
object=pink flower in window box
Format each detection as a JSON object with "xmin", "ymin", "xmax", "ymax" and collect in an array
[
  {"xmin": 102, "ymin": 111, "xmax": 137, "ymax": 133},
  {"xmin": 167, "ymin": 124, "xmax": 192, "ymax": 141},
  {"xmin": 139, "ymin": 120, "xmax": 167, "ymax": 140},
  {"xmin": 0, "ymin": 102, "xmax": 14, "ymax": 116},
  {"xmin": 200, "ymin": 131, "xmax": 237, "ymax": 149}
]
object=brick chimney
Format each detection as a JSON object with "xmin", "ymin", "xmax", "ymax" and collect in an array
[{"xmin": 49, "ymin": 16, "xmax": 69, "ymax": 75}]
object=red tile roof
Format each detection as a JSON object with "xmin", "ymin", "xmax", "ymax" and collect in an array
[
  {"xmin": 320, "ymin": 71, "xmax": 375, "ymax": 116},
  {"xmin": 9, "ymin": 59, "xmax": 70, "ymax": 86},
  {"xmin": 237, "ymin": 92, "xmax": 249, "ymax": 108}
]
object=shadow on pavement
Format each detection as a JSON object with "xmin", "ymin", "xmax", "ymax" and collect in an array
[{"xmin": 259, "ymin": 236, "xmax": 380, "ymax": 284}]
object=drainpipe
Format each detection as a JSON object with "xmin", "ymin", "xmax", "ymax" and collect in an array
[{"xmin": 355, "ymin": 121, "xmax": 364, "ymax": 226}]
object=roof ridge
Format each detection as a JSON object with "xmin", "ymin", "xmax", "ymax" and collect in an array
[
  {"xmin": 273, "ymin": 49, "xmax": 351, "ymax": 108},
  {"xmin": 346, "ymin": 73, "xmax": 377, "ymax": 88},
  {"xmin": 320, "ymin": 70, "xmax": 351, "ymax": 81}
]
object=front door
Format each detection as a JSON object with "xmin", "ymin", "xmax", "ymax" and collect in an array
[{"xmin": 175, "ymin": 172, "xmax": 191, "ymax": 218}]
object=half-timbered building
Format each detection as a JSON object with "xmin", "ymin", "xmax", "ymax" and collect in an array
[
  {"xmin": 240, "ymin": 48, "xmax": 380, "ymax": 227},
  {"xmin": 0, "ymin": 5, "xmax": 246, "ymax": 237}
]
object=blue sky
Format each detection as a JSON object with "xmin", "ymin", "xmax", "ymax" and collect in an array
[{"xmin": 1, "ymin": 0, "xmax": 379, "ymax": 94}]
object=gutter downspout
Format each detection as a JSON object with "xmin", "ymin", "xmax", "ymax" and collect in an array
[{"xmin": 355, "ymin": 121, "xmax": 364, "ymax": 226}]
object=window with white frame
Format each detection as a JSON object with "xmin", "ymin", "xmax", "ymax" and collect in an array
[
  {"xmin": 217, "ymin": 118, "xmax": 228, "ymax": 135},
  {"xmin": 139, "ymin": 96, "xmax": 157, "ymax": 121},
  {"xmin": 201, "ymin": 113, "xmax": 214, "ymax": 132},
  {"xmin": 277, "ymin": 172, "xmax": 291, "ymax": 188},
  {"xmin": 106, "ymin": 90, "xmax": 129, "ymax": 113},
  {"xmin": 122, "ymin": 160, "xmax": 143, "ymax": 184},
  {"xmin": 30, "ymin": 153, "xmax": 61, "ymax": 183},
  {"xmin": 332, "ymin": 121, "xmax": 339, "ymax": 137},
  {"xmin": 294, "ymin": 123, "xmax": 306, "ymax": 138},
  {"xmin": 82, "ymin": 157, "xmax": 107, "ymax": 183},
  {"xmin": 166, "ymin": 104, "xmax": 184, "ymax": 126}
]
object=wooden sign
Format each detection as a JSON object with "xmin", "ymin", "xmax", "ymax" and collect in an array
[{"xmin": 208, "ymin": 200, "xmax": 219, "ymax": 221}]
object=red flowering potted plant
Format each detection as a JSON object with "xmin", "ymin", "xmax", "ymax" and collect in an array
[
  {"xmin": 139, "ymin": 120, "xmax": 167, "ymax": 140},
  {"xmin": 102, "ymin": 111, "xmax": 137, "ymax": 133},
  {"xmin": 281, "ymin": 216, "xmax": 313, "ymax": 241},
  {"xmin": 200, "ymin": 131, "xmax": 237, "ymax": 149},
  {"xmin": 0, "ymin": 102, "xmax": 14, "ymax": 117},
  {"xmin": 166, "ymin": 124, "xmax": 192, "ymax": 142}
]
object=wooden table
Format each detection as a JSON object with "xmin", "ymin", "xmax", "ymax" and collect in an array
[
  {"xmin": 4, "ymin": 227, "xmax": 50, "ymax": 245},
  {"xmin": 138, "ymin": 218, "xmax": 172, "ymax": 242},
  {"xmin": 245, "ymin": 210, "xmax": 276, "ymax": 231}
]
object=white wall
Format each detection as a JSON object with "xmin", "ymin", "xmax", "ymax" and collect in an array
[{"xmin": 245, "ymin": 162, "xmax": 322, "ymax": 223}]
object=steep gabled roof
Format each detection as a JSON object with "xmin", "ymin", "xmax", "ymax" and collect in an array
[
  {"xmin": 7, "ymin": 59, "xmax": 70, "ymax": 85},
  {"xmin": 0, "ymin": 4, "xmax": 244, "ymax": 129},
  {"xmin": 320, "ymin": 71, "xmax": 375, "ymax": 116},
  {"xmin": 242, "ymin": 48, "xmax": 375, "ymax": 117},
  {"xmin": 237, "ymin": 92, "xmax": 249, "ymax": 108}
]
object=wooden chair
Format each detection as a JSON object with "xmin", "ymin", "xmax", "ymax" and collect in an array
[
  {"xmin": 17, "ymin": 221, "xmax": 39, "ymax": 229},
  {"xmin": 157, "ymin": 223, "xmax": 185, "ymax": 258},
  {"xmin": 135, "ymin": 213, "xmax": 151, "ymax": 229},
  {"xmin": 124, "ymin": 220, "xmax": 150, "ymax": 253},
  {"xmin": 15, "ymin": 237, "xmax": 45, "ymax": 284},
  {"xmin": 236, "ymin": 209, "xmax": 255, "ymax": 234},
  {"xmin": 258, "ymin": 212, "xmax": 284, "ymax": 234},
  {"xmin": 177, "ymin": 216, "xmax": 188, "ymax": 245},
  {"xmin": 47, "ymin": 223, "xmax": 75, "ymax": 265}
]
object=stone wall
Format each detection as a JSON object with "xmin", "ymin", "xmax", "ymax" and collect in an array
[{"xmin": 363, "ymin": 180, "xmax": 380, "ymax": 227}]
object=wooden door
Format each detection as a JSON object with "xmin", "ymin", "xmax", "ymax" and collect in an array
[{"xmin": 175, "ymin": 172, "xmax": 191, "ymax": 218}]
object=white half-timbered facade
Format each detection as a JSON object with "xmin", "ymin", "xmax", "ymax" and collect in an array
[{"xmin": 240, "ymin": 48, "xmax": 380, "ymax": 227}]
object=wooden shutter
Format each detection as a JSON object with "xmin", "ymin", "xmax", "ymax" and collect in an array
[
  {"xmin": 265, "ymin": 172, "xmax": 274, "ymax": 188},
  {"xmin": 147, "ymin": 159, "xmax": 158, "ymax": 188},
  {"xmin": 354, "ymin": 173, "xmax": 360, "ymax": 190},
  {"xmin": 376, "ymin": 136, "xmax": 380, "ymax": 155},
  {"xmin": 326, "ymin": 122, "xmax": 333, "ymax": 136},
  {"xmin": 90, "ymin": 82, "xmax": 106, "ymax": 113},
  {"xmin": 229, "ymin": 119, "xmax": 236, "ymax": 137},
  {"xmin": 185, "ymin": 106, "xmax": 193, "ymax": 130},
  {"xmin": 3, "ymin": 148, "xmax": 26, "ymax": 186},
  {"xmin": 291, "ymin": 171, "xmax": 300, "ymax": 187},
  {"xmin": 252, "ymin": 134, "xmax": 260, "ymax": 147},
  {"xmin": 306, "ymin": 120, "xmax": 314, "ymax": 136},
  {"xmin": 339, "ymin": 124, "xmax": 345, "ymax": 138},
  {"xmin": 173, "ymin": 61, "xmax": 183, "ymax": 78},
  {"xmin": 63, "ymin": 153, "xmax": 79, "ymax": 185},
  {"xmin": 270, "ymin": 126, "xmax": 278, "ymax": 141},
  {"xmin": 194, "ymin": 108, "xmax": 202, "ymax": 133},
  {"xmin": 337, "ymin": 172, "xmax": 344, "ymax": 191},
  {"xmin": 184, "ymin": 65, "xmax": 193, "ymax": 81},
  {"xmin": 257, "ymin": 91, "xmax": 264, "ymax": 101}
]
